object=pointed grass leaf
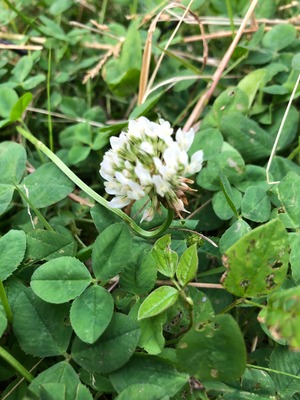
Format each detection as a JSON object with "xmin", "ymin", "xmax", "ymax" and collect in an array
[
  {"xmin": 26, "ymin": 229, "xmax": 76, "ymax": 262},
  {"xmin": 278, "ymin": 171, "xmax": 300, "ymax": 228},
  {"xmin": 0, "ymin": 141, "xmax": 26, "ymax": 185},
  {"xmin": 31, "ymin": 256, "xmax": 92, "ymax": 304},
  {"xmin": 13, "ymin": 288, "xmax": 72, "ymax": 356},
  {"xmin": 9, "ymin": 92, "xmax": 33, "ymax": 122},
  {"xmin": 19, "ymin": 163, "xmax": 75, "ymax": 208},
  {"xmin": 28, "ymin": 361, "xmax": 83, "ymax": 400},
  {"xmin": 92, "ymin": 223, "xmax": 133, "ymax": 280},
  {"xmin": 70, "ymin": 285, "xmax": 114, "ymax": 344},
  {"xmin": 138, "ymin": 286, "xmax": 179, "ymax": 320},
  {"xmin": 212, "ymin": 187, "xmax": 242, "ymax": 220},
  {"xmin": 176, "ymin": 314, "xmax": 246, "ymax": 382},
  {"xmin": 241, "ymin": 186, "xmax": 271, "ymax": 223},
  {"xmin": 151, "ymin": 235, "xmax": 178, "ymax": 278},
  {"xmin": 72, "ymin": 313, "xmax": 140, "ymax": 374},
  {"xmin": 0, "ymin": 230, "xmax": 26, "ymax": 280},
  {"xmin": 219, "ymin": 172, "xmax": 240, "ymax": 218},
  {"xmin": 119, "ymin": 252, "xmax": 157, "ymax": 295},
  {"xmin": 222, "ymin": 219, "xmax": 289, "ymax": 297},
  {"xmin": 109, "ymin": 355, "xmax": 189, "ymax": 397},
  {"xmin": 259, "ymin": 286, "xmax": 300, "ymax": 350},
  {"xmin": 116, "ymin": 383, "xmax": 167, "ymax": 400},
  {"xmin": 176, "ymin": 244, "xmax": 198, "ymax": 287},
  {"xmin": 129, "ymin": 91, "xmax": 163, "ymax": 120}
]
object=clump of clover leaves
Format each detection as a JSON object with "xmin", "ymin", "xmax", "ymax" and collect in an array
[{"xmin": 138, "ymin": 234, "xmax": 198, "ymax": 325}]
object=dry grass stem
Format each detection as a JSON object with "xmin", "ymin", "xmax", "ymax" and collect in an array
[
  {"xmin": 279, "ymin": 1, "xmax": 299, "ymax": 11},
  {"xmin": 82, "ymin": 41, "xmax": 122, "ymax": 84},
  {"xmin": 138, "ymin": 0, "xmax": 208, "ymax": 105},
  {"xmin": 68, "ymin": 193, "xmax": 94, "ymax": 208},
  {"xmin": 0, "ymin": 32, "xmax": 46, "ymax": 43},
  {"xmin": 27, "ymin": 106, "xmax": 104, "ymax": 127},
  {"xmin": 172, "ymin": 50, "xmax": 219, "ymax": 67},
  {"xmin": 0, "ymin": 44, "xmax": 42, "ymax": 51},
  {"xmin": 145, "ymin": 74, "xmax": 212, "ymax": 98},
  {"xmin": 183, "ymin": 0, "xmax": 259, "ymax": 132},
  {"xmin": 184, "ymin": 27, "xmax": 261, "ymax": 43},
  {"xmin": 136, "ymin": 14, "xmax": 300, "ymax": 27},
  {"xmin": 266, "ymin": 71, "xmax": 300, "ymax": 184},
  {"xmin": 83, "ymin": 42, "xmax": 113, "ymax": 50}
]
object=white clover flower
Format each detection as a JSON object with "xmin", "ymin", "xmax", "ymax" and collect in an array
[{"xmin": 99, "ymin": 116, "xmax": 204, "ymax": 221}]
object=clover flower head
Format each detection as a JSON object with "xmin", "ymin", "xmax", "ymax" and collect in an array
[{"xmin": 99, "ymin": 117, "xmax": 204, "ymax": 222}]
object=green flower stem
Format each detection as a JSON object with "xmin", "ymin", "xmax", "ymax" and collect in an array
[
  {"xmin": 247, "ymin": 363, "xmax": 300, "ymax": 380},
  {"xmin": 0, "ymin": 280, "xmax": 13, "ymax": 324},
  {"xmin": 0, "ymin": 346, "xmax": 34, "ymax": 382},
  {"xmin": 17, "ymin": 126, "xmax": 174, "ymax": 238}
]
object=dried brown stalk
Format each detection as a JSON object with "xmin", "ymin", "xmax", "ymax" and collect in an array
[
  {"xmin": 183, "ymin": 0, "xmax": 259, "ymax": 132},
  {"xmin": 82, "ymin": 41, "xmax": 122, "ymax": 84},
  {"xmin": 0, "ymin": 44, "xmax": 42, "ymax": 51},
  {"xmin": 138, "ymin": 1, "xmax": 208, "ymax": 105}
]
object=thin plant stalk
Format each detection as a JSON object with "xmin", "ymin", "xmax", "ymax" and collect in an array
[
  {"xmin": 17, "ymin": 126, "xmax": 174, "ymax": 239},
  {"xmin": 47, "ymin": 48, "xmax": 53, "ymax": 152},
  {"xmin": 183, "ymin": 0, "xmax": 259, "ymax": 131},
  {"xmin": 0, "ymin": 347, "xmax": 34, "ymax": 383},
  {"xmin": 266, "ymin": 71, "xmax": 300, "ymax": 184},
  {"xmin": 0, "ymin": 280, "xmax": 13, "ymax": 323},
  {"xmin": 247, "ymin": 363, "xmax": 300, "ymax": 381}
]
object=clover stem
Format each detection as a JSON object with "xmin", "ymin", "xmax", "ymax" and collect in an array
[
  {"xmin": 0, "ymin": 346, "xmax": 34, "ymax": 382},
  {"xmin": 17, "ymin": 126, "xmax": 174, "ymax": 239},
  {"xmin": 0, "ymin": 280, "xmax": 13, "ymax": 324}
]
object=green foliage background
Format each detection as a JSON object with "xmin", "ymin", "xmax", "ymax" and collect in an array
[{"xmin": 0, "ymin": 0, "xmax": 300, "ymax": 399}]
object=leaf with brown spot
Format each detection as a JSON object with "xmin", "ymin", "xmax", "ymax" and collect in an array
[
  {"xmin": 176, "ymin": 314, "xmax": 246, "ymax": 382},
  {"xmin": 222, "ymin": 219, "xmax": 289, "ymax": 297}
]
